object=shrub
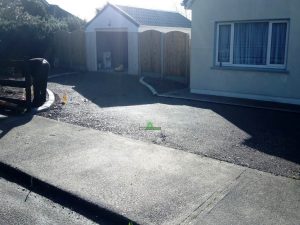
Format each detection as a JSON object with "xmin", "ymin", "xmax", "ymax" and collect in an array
[{"xmin": 0, "ymin": 0, "xmax": 85, "ymax": 61}]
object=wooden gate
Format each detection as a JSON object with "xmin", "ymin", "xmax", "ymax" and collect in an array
[
  {"xmin": 163, "ymin": 31, "xmax": 189, "ymax": 78},
  {"xmin": 139, "ymin": 30, "xmax": 190, "ymax": 83},
  {"xmin": 96, "ymin": 31, "xmax": 128, "ymax": 69},
  {"xmin": 139, "ymin": 30, "xmax": 162, "ymax": 74}
]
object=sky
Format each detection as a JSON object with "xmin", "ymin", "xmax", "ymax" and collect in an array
[{"xmin": 47, "ymin": 0, "xmax": 189, "ymax": 21}]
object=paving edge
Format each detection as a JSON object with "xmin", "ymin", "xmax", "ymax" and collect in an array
[
  {"xmin": 32, "ymin": 89, "xmax": 55, "ymax": 114},
  {"xmin": 139, "ymin": 76, "xmax": 300, "ymax": 114},
  {"xmin": 139, "ymin": 77, "xmax": 158, "ymax": 96},
  {"xmin": 48, "ymin": 72, "xmax": 78, "ymax": 79},
  {"xmin": 0, "ymin": 161, "xmax": 139, "ymax": 225}
]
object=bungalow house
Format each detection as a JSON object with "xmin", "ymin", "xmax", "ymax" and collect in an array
[
  {"xmin": 183, "ymin": 0, "xmax": 300, "ymax": 105},
  {"xmin": 85, "ymin": 3, "xmax": 191, "ymax": 75}
]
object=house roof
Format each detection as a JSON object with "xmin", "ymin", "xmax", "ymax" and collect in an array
[
  {"xmin": 182, "ymin": 0, "xmax": 195, "ymax": 9},
  {"xmin": 116, "ymin": 5, "xmax": 191, "ymax": 28},
  {"xmin": 182, "ymin": 0, "xmax": 189, "ymax": 6},
  {"xmin": 87, "ymin": 3, "xmax": 191, "ymax": 29}
]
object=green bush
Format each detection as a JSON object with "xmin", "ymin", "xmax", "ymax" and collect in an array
[{"xmin": 0, "ymin": 0, "xmax": 85, "ymax": 61}]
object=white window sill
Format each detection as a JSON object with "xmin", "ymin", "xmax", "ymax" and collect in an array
[{"xmin": 211, "ymin": 66, "xmax": 289, "ymax": 74}]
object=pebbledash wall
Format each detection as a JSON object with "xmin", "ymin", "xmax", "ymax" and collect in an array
[{"xmin": 189, "ymin": 0, "xmax": 300, "ymax": 104}]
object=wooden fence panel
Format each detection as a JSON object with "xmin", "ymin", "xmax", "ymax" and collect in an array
[
  {"xmin": 139, "ymin": 30, "xmax": 161, "ymax": 74},
  {"xmin": 53, "ymin": 30, "xmax": 70, "ymax": 67},
  {"xmin": 70, "ymin": 30, "xmax": 86, "ymax": 69},
  {"xmin": 52, "ymin": 30, "xmax": 86, "ymax": 70},
  {"xmin": 139, "ymin": 30, "xmax": 190, "ymax": 83},
  {"xmin": 163, "ymin": 31, "xmax": 189, "ymax": 78}
]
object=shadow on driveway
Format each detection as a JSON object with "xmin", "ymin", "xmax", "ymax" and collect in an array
[
  {"xmin": 48, "ymin": 72, "xmax": 300, "ymax": 175},
  {"xmin": 0, "ymin": 107, "xmax": 33, "ymax": 139},
  {"xmin": 50, "ymin": 72, "xmax": 158, "ymax": 108},
  {"xmin": 212, "ymin": 105, "xmax": 300, "ymax": 165}
]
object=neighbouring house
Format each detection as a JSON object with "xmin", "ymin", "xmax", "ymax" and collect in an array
[
  {"xmin": 183, "ymin": 0, "xmax": 300, "ymax": 105},
  {"xmin": 85, "ymin": 3, "xmax": 191, "ymax": 75}
]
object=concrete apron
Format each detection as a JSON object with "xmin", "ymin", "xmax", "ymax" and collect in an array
[{"xmin": 0, "ymin": 116, "xmax": 299, "ymax": 225}]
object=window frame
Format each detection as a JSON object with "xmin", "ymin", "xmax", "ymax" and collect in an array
[{"xmin": 215, "ymin": 20, "xmax": 289, "ymax": 70}]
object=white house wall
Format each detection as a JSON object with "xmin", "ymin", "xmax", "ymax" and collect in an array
[
  {"xmin": 85, "ymin": 5, "xmax": 139, "ymax": 74},
  {"xmin": 128, "ymin": 32, "xmax": 139, "ymax": 75},
  {"xmin": 190, "ymin": 0, "xmax": 300, "ymax": 104}
]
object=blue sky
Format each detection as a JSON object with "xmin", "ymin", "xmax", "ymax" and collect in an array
[{"xmin": 47, "ymin": 0, "xmax": 188, "ymax": 21}]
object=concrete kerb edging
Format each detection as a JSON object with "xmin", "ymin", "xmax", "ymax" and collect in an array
[
  {"xmin": 139, "ymin": 77, "xmax": 158, "ymax": 96},
  {"xmin": 139, "ymin": 76, "xmax": 300, "ymax": 114},
  {"xmin": 31, "ymin": 89, "xmax": 55, "ymax": 114},
  {"xmin": 0, "ymin": 111, "xmax": 7, "ymax": 119},
  {"xmin": 32, "ymin": 71, "xmax": 79, "ymax": 113},
  {"xmin": 48, "ymin": 72, "xmax": 78, "ymax": 79}
]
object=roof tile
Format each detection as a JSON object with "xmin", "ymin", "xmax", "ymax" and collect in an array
[{"xmin": 116, "ymin": 5, "xmax": 191, "ymax": 28}]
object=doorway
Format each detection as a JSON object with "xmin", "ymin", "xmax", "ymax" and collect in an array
[{"xmin": 96, "ymin": 30, "xmax": 128, "ymax": 71}]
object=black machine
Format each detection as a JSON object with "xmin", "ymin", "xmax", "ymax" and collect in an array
[{"xmin": 29, "ymin": 58, "xmax": 50, "ymax": 107}]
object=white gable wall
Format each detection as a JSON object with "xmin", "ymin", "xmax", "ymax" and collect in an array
[
  {"xmin": 85, "ymin": 5, "xmax": 139, "ymax": 74},
  {"xmin": 189, "ymin": 0, "xmax": 300, "ymax": 104}
]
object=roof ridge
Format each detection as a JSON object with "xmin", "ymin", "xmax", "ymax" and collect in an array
[
  {"xmin": 86, "ymin": 2, "xmax": 191, "ymax": 29},
  {"xmin": 115, "ymin": 4, "xmax": 180, "ymax": 14},
  {"xmin": 114, "ymin": 3, "xmax": 191, "ymax": 28},
  {"xmin": 112, "ymin": 4, "xmax": 140, "ymax": 25}
]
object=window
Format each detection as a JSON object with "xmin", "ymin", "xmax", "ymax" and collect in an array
[
  {"xmin": 216, "ymin": 20, "xmax": 289, "ymax": 69},
  {"xmin": 218, "ymin": 24, "xmax": 231, "ymax": 63}
]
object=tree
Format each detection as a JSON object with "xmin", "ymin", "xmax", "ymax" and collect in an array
[{"xmin": 0, "ymin": 0, "xmax": 85, "ymax": 60}]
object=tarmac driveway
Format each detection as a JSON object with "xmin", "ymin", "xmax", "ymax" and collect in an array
[{"xmin": 39, "ymin": 72, "xmax": 300, "ymax": 179}]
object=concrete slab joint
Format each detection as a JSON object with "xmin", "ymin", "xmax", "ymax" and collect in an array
[
  {"xmin": 0, "ymin": 117, "xmax": 299, "ymax": 225},
  {"xmin": 181, "ymin": 170, "xmax": 247, "ymax": 224}
]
